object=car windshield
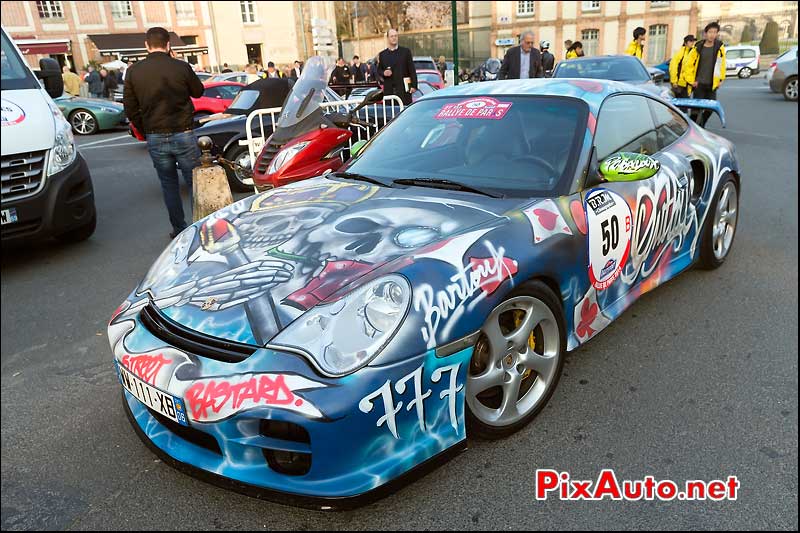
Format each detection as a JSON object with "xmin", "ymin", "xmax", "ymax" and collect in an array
[
  {"xmin": 1, "ymin": 31, "xmax": 38, "ymax": 90},
  {"xmin": 228, "ymin": 89, "xmax": 260, "ymax": 111},
  {"xmin": 346, "ymin": 96, "xmax": 588, "ymax": 197},
  {"xmin": 414, "ymin": 60, "xmax": 437, "ymax": 71},
  {"xmin": 554, "ymin": 57, "xmax": 650, "ymax": 82},
  {"xmin": 277, "ymin": 56, "xmax": 333, "ymax": 127}
]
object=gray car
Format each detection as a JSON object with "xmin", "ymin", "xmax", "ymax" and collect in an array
[
  {"xmin": 767, "ymin": 47, "xmax": 798, "ymax": 101},
  {"xmin": 553, "ymin": 55, "xmax": 673, "ymax": 100}
]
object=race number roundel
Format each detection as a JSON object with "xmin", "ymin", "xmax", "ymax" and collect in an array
[{"xmin": 586, "ymin": 189, "xmax": 632, "ymax": 291}]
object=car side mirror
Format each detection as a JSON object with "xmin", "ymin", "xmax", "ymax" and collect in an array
[
  {"xmin": 599, "ymin": 152, "xmax": 660, "ymax": 182},
  {"xmin": 651, "ymin": 70, "xmax": 665, "ymax": 84},
  {"xmin": 350, "ymin": 139, "xmax": 367, "ymax": 158},
  {"xmin": 37, "ymin": 57, "xmax": 64, "ymax": 99}
]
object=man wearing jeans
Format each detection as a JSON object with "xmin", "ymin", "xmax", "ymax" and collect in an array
[{"xmin": 123, "ymin": 27, "xmax": 204, "ymax": 238}]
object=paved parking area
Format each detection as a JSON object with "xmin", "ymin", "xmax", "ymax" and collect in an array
[{"xmin": 1, "ymin": 77, "xmax": 797, "ymax": 530}]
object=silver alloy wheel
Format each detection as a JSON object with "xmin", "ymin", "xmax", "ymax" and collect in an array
[
  {"xmin": 785, "ymin": 79, "xmax": 798, "ymax": 100},
  {"xmin": 467, "ymin": 296, "xmax": 560, "ymax": 427},
  {"xmin": 738, "ymin": 67, "xmax": 752, "ymax": 79},
  {"xmin": 234, "ymin": 151, "xmax": 252, "ymax": 182},
  {"xmin": 71, "ymin": 111, "xmax": 96, "ymax": 135},
  {"xmin": 712, "ymin": 181, "xmax": 738, "ymax": 260}
]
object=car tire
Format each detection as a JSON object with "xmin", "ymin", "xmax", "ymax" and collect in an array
[
  {"xmin": 56, "ymin": 213, "xmax": 96, "ymax": 243},
  {"xmin": 223, "ymin": 144, "xmax": 254, "ymax": 192},
  {"xmin": 783, "ymin": 76, "xmax": 798, "ymax": 101},
  {"xmin": 69, "ymin": 110, "xmax": 98, "ymax": 135},
  {"xmin": 738, "ymin": 67, "xmax": 752, "ymax": 79},
  {"xmin": 698, "ymin": 174, "xmax": 738, "ymax": 270},
  {"xmin": 465, "ymin": 280, "xmax": 566, "ymax": 440}
]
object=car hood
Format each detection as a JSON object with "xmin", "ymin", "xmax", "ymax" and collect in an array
[
  {"xmin": 1, "ymin": 89, "xmax": 55, "ymax": 153},
  {"xmin": 58, "ymin": 96, "xmax": 123, "ymax": 109},
  {"xmin": 138, "ymin": 176, "xmax": 520, "ymax": 345}
]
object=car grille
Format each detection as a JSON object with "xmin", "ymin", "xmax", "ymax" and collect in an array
[
  {"xmin": 139, "ymin": 302, "xmax": 258, "ymax": 363},
  {"xmin": 1, "ymin": 150, "xmax": 46, "ymax": 203},
  {"xmin": 254, "ymin": 140, "xmax": 284, "ymax": 175}
]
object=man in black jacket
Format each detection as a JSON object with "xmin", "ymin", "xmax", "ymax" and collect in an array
[
  {"xmin": 378, "ymin": 29, "xmax": 417, "ymax": 105},
  {"xmin": 499, "ymin": 31, "xmax": 544, "ymax": 80},
  {"xmin": 123, "ymin": 27, "xmax": 204, "ymax": 239},
  {"xmin": 540, "ymin": 40, "xmax": 555, "ymax": 77}
]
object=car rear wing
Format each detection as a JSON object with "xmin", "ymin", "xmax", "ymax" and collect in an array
[
  {"xmin": 242, "ymin": 95, "xmax": 404, "ymax": 193},
  {"xmin": 671, "ymin": 98, "xmax": 727, "ymax": 128}
]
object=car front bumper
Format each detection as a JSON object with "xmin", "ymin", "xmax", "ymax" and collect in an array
[
  {"xmin": 96, "ymin": 109, "xmax": 127, "ymax": 130},
  {"xmin": 1, "ymin": 155, "xmax": 95, "ymax": 244},
  {"xmin": 110, "ymin": 298, "xmax": 473, "ymax": 508}
]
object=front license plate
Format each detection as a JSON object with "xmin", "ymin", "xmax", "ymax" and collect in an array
[
  {"xmin": 1, "ymin": 208, "xmax": 18, "ymax": 225},
  {"xmin": 116, "ymin": 361, "xmax": 189, "ymax": 426}
]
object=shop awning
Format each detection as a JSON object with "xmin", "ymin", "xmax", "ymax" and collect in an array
[
  {"xmin": 15, "ymin": 39, "xmax": 71, "ymax": 55},
  {"xmin": 88, "ymin": 32, "xmax": 185, "ymax": 55}
]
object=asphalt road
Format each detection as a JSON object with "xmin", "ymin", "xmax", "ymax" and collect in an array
[{"xmin": 1, "ymin": 77, "xmax": 797, "ymax": 530}]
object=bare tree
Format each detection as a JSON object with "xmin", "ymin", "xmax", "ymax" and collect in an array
[{"xmin": 364, "ymin": 1, "xmax": 410, "ymax": 34}]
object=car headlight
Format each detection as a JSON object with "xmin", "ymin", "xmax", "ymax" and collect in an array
[
  {"xmin": 47, "ymin": 101, "xmax": 77, "ymax": 176},
  {"xmin": 267, "ymin": 141, "xmax": 309, "ymax": 174},
  {"xmin": 271, "ymin": 274, "xmax": 411, "ymax": 376},
  {"xmin": 100, "ymin": 106, "xmax": 121, "ymax": 113}
]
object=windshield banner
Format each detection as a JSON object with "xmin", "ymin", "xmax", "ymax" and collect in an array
[{"xmin": 434, "ymin": 97, "xmax": 512, "ymax": 120}]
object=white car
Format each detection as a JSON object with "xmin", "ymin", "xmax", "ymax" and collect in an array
[{"xmin": 724, "ymin": 45, "xmax": 760, "ymax": 79}]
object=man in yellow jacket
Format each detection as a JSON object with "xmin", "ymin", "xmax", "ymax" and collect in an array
[
  {"xmin": 625, "ymin": 27, "xmax": 647, "ymax": 59},
  {"xmin": 683, "ymin": 21, "xmax": 726, "ymax": 126},
  {"xmin": 669, "ymin": 34, "xmax": 697, "ymax": 98}
]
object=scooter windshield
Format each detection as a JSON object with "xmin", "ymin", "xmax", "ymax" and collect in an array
[{"xmin": 277, "ymin": 56, "xmax": 333, "ymax": 128}]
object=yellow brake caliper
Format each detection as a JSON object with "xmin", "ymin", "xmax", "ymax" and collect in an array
[{"xmin": 513, "ymin": 310, "xmax": 536, "ymax": 379}]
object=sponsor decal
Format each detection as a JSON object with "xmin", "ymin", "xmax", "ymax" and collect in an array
[
  {"xmin": 434, "ymin": 97, "xmax": 513, "ymax": 120},
  {"xmin": 184, "ymin": 373, "xmax": 326, "ymax": 422},
  {"xmin": 586, "ymin": 189, "xmax": 632, "ymax": 290},
  {"xmin": 601, "ymin": 153, "xmax": 660, "ymax": 178},
  {"xmin": 1, "ymin": 99, "xmax": 25, "ymax": 127},
  {"xmin": 523, "ymin": 199, "xmax": 573, "ymax": 243}
]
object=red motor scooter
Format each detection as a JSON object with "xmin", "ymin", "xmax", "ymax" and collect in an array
[{"xmin": 251, "ymin": 56, "xmax": 385, "ymax": 189}]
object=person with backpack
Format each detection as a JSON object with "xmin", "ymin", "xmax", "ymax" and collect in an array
[
  {"xmin": 683, "ymin": 21, "xmax": 727, "ymax": 127},
  {"xmin": 669, "ymin": 34, "xmax": 697, "ymax": 98}
]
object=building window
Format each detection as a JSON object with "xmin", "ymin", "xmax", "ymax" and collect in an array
[
  {"xmin": 516, "ymin": 1, "xmax": 535, "ymax": 17},
  {"xmin": 181, "ymin": 35, "xmax": 198, "ymax": 45},
  {"xmin": 36, "ymin": 1, "xmax": 64, "ymax": 19},
  {"xmin": 240, "ymin": 1, "xmax": 256, "ymax": 23},
  {"xmin": 175, "ymin": 1, "xmax": 195, "ymax": 19},
  {"xmin": 650, "ymin": 1, "xmax": 670, "ymax": 7},
  {"xmin": 581, "ymin": 29, "xmax": 599, "ymax": 57},
  {"xmin": 110, "ymin": 1, "xmax": 133, "ymax": 20},
  {"xmin": 647, "ymin": 24, "xmax": 668, "ymax": 64},
  {"xmin": 582, "ymin": 1, "xmax": 601, "ymax": 12}
]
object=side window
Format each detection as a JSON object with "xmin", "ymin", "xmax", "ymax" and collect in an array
[
  {"xmin": 203, "ymin": 87, "xmax": 220, "ymax": 99},
  {"xmin": 594, "ymin": 95, "xmax": 658, "ymax": 160},
  {"xmin": 742, "ymin": 50, "xmax": 756, "ymax": 59},
  {"xmin": 727, "ymin": 50, "xmax": 741, "ymax": 60},
  {"xmin": 649, "ymin": 99, "xmax": 689, "ymax": 151}
]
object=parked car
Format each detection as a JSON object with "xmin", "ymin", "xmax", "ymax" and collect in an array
[
  {"xmin": 54, "ymin": 94, "xmax": 127, "ymax": 135},
  {"xmin": 416, "ymin": 69, "xmax": 445, "ymax": 89},
  {"xmin": 1, "ymin": 27, "xmax": 96, "ymax": 245},
  {"xmin": 724, "ymin": 45, "xmax": 760, "ymax": 79},
  {"xmin": 196, "ymin": 72, "xmax": 214, "ymax": 82},
  {"xmin": 652, "ymin": 59, "xmax": 671, "ymax": 82},
  {"xmin": 109, "ymin": 78, "xmax": 741, "ymax": 509},
  {"xmin": 767, "ymin": 47, "xmax": 798, "ymax": 101},
  {"xmin": 412, "ymin": 80, "xmax": 438, "ymax": 101},
  {"xmin": 211, "ymin": 71, "xmax": 249, "ymax": 84},
  {"xmin": 553, "ymin": 55, "xmax": 672, "ymax": 100},
  {"xmin": 413, "ymin": 56, "xmax": 437, "ymax": 72},
  {"xmin": 191, "ymin": 81, "xmax": 245, "ymax": 119}
]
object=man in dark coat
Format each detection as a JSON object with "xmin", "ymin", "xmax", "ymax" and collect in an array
[
  {"xmin": 377, "ymin": 28, "xmax": 417, "ymax": 105},
  {"xmin": 499, "ymin": 31, "xmax": 544, "ymax": 80}
]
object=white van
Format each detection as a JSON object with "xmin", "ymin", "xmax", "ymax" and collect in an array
[
  {"xmin": 725, "ymin": 45, "xmax": 760, "ymax": 79},
  {"xmin": 1, "ymin": 26, "xmax": 96, "ymax": 244}
]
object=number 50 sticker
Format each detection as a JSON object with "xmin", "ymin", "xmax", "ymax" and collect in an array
[{"xmin": 586, "ymin": 189, "xmax": 632, "ymax": 290}]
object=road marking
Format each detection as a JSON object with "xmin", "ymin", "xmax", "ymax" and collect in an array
[
  {"xmin": 76, "ymin": 134, "xmax": 130, "ymax": 147},
  {"xmin": 79, "ymin": 141, "xmax": 143, "ymax": 150}
]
